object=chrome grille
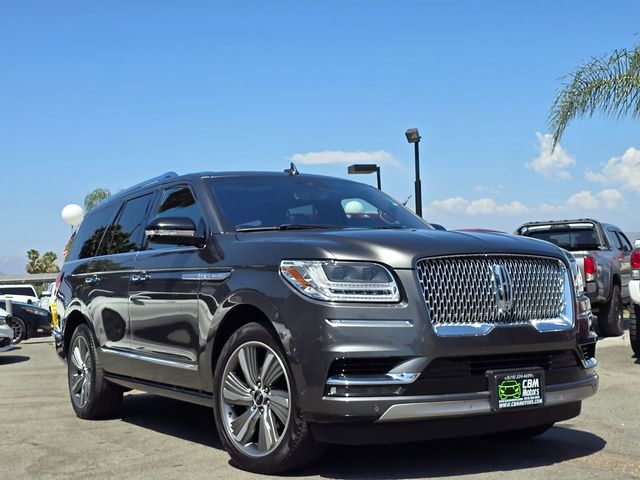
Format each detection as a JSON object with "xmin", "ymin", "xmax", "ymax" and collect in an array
[{"xmin": 416, "ymin": 255, "xmax": 566, "ymax": 326}]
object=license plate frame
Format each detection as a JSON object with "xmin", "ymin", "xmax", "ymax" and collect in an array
[{"xmin": 487, "ymin": 367, "xmax": 545, "ymax": 411}]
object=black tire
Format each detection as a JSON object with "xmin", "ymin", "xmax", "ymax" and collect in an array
[
  {"xmin": 7, "ymin": 316, "xmax": 27, "ymax": 344},
  {"xmin": 631, "ymin": 304, "xmax": 640, "ymax": 357},
  {"xmin": 212, "ymin": 322, "xmax": 324, "ymax": 474},
  {"xmin": 598, "ymin": 284, "xmax": 624, "ymax": 337},
  {"xmin": 67, "ymin": 324, "xmax": 123, "ymax": 419},
  {"xmin": 491, "ymin": 423, "xmax": 554, "ymax": 440}
]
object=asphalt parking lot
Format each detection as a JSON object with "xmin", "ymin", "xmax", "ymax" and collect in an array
[{"xmin": 1, "ymin": 334, "xmax": 639, "ymax": 480}]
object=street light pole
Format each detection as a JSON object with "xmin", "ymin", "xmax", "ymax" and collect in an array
[
  {"xmin": 347, "ymin": 164, "xmax": 382, "ymax": 190},
  {"xmin": 376, "ymin": 166, "xmax": 381, "ymax": 190},
  {"xmin": 405, "ymin": 128, "xmax": 422, "ymax": 217},
  {"xmin": 413, "ymin": 142, "xmax": 422, "ymax": 217}
]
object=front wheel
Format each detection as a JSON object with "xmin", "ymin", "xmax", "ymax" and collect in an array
[
  {"xmin": 213, "ymin": 322, "xmax": 324, "ymax": 474},
  {"xmin": 7, "ymin": 316, "xmax": 27, "ymax": 344},
  {"xmin": 598, "ymin": 285, "xmax": 624, "ymax": 337},
  {"xmin": 631, "ymin": 304, "xmax": 640, "ymax": 357}
]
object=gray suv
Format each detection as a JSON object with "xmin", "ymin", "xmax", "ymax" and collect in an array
[{"xmin": 54, "ymin": 170, "xmax": 598, "ymax": 474}]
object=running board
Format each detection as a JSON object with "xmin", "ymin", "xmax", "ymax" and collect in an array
[{"xmin": 105, "ymin": 374, "xmax": 213, "ymax": 407}]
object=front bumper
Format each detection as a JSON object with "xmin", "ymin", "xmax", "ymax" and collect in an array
[
  {"xmin": 276, "ymin": 269, "xmax": 599, "ymax": 424},
  {"xmin": 630, "ymin": 279, "xmax": 640, "ymax": 305}
]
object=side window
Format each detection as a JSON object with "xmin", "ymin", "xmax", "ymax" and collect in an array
[
  {"xmin": 67, "ymin": 204, "xmax": 118, "ymax": 261},
  {"xmin": 101, "ymin": 193, "xmax": 154, "ymax": 255},
  {"xmin": 608, "ymin": 229, "xmax": 623, "ymax": 250},
  {"xmin": 616, "ymin": 231, "xmax": 633, "ymax": 252},
  {"xmin": 147, "ymin": 186, "xmax": 205, "ymax": 250}
]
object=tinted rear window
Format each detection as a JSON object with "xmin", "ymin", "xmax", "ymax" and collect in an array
[
  {"xmin": 67, "ymin": 204, "xmax": 118, "ymax": 260},
  {"xmin": 525, "ymin": 228, "xmax": 599, "ymax": 251},
  {"xmin": 100, "ymin": 193, "xmax": 154, "ymax": 255},
  {"xmin": 207, "ymin": 176, "xmax": 428, "ymax": 230},
  {"xmin": 0, "ymin": 286, "xmax": 36, "ymax": 297}
]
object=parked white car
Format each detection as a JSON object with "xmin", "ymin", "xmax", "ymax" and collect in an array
[
  {"xmin": 0, "ymin": 307, "xmax": 14, "ymax": 352},
  {"xmin": 38, "ymin": 282, "xmax": 56, "ymax": 310},
  {"xmin": 0, "ymin": 284, "xmax": 39, "ymax": 305},
  {"xmin": 629, "ymin": 240, "xmax": 640, "ymax": 356}
]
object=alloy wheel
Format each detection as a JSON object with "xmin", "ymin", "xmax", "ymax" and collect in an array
[
  {"xmin": 220, "ymin": 341, "xmax": 291, "ymax": 457},
  {"xmin": 8, "ymin": 318, "xmax": 25, "ymax": 344},
  {"xmin": 69, "ymin": 336, "xmax": 92, "ymax": 408}
]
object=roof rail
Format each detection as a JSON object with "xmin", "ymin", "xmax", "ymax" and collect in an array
[{"xmin": 104, "ymin": 171, "xmax": 179, "ymax": 204}]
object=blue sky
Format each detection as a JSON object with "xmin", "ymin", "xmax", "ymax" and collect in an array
[{"xmin": 1, "ymin": 1, "xmax": 639, "ymax": 274}]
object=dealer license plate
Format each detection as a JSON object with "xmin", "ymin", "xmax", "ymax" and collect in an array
[{"xmin": 487, "ymin": 368, "xmax": 545, "ymax": 411}]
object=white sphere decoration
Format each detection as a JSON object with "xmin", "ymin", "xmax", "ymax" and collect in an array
[
  {"xmin": 344, "ymin": 200, "xmax": 365, "ymax": 214},
  {"xmin": 61, "ymin": 204, "xmax": 84, "ymax": 226}
]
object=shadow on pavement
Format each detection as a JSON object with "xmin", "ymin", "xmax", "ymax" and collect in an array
[
  {"xmin": 121, "ymin": 393, "xmax": 222, "ymax": 449},
  {"xmin": 118, "ymin": 393, "xmax": 605, "ymax": 478},
  {"xmin": 299, "ymin": 426, "xmax": 606, "ymax": 479},
  {"xmin": 0, "ymin": 354, "xmax": 29, "ymax": 365}
]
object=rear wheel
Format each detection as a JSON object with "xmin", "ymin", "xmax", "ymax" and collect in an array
[
  {"xmin": 598, "ymin": 285, "xmax": 624, "ymax": 337},
  {"xmin": 7, "ymin": 316, "xmax": 27, "ymax": 344},
  {"xmin": 631, "ymin": 304, "xmax": 640, "ymax": 357},
  {"xmin": 67, "ymin": 324, "xmax": 123, "ymax": 419},
  {"xmin": 213, "ymin": 322, "xmax": 324, "ymax": 474}
]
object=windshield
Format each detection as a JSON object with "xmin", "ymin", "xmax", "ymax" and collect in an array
[
  {"xmin": 524, "ymin": 228, "xmax": 599, "ymax": 251},
  {"xmin": 207, "ymin": 175, "xmax": 429, "ymax": 231}
]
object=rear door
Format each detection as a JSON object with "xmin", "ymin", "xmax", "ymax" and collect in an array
[
  {"xmin": 128, "ymin": 184, "xmax": 210, "ymax": 389},
  {"xmin": 89, "ymin": 192, "xmax": 156, "ymax": 374}
]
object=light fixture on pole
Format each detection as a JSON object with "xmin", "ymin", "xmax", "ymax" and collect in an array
[
  {"xmin": 347, "ymin": 164, "xmax": 381, "ymax": 190},
  {"xmin": 405, "ymin": 128, "xmax": 422, "ymax": 217}
]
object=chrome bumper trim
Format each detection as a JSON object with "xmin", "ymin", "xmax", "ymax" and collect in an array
[
  {"xmin": 326, "ymin": 372, "xmax": 419, "ymax": 386},
  {"xmin": 376, "ymin": 373, "xmax": 598, "ymax": 422},
  {"xmin": 325, "ymin": 319, "xmax": 413, "ymax": 328},
  {"xmin": 99, "ymin": 347, "xmax": 198, "ymax": 371}
]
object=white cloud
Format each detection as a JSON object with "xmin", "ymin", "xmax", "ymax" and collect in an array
[
  {"xmin": 585, "ymin": 147, "xmax": 640, "ymax": 192},
  {"xmin": 290, "ymin": 150, "xmax": 402, "ymax": 169},
  {"xmin": 430, "ymin": 196, "xmax": 469, "ymax": 213},
  {"xmin": 474, "ymin": 184, "xmax": 504, "ymax": 195},
  {"xmin": 526, "ymin": 132, "xmax": 576, "ymax": 180},
  {"xmin": 430, "ymin": 197, "xmax": 530, "ymax": 216},
  {"xmin": 565, "ymin": 189, "xmax": 626, "ymax": 210}
]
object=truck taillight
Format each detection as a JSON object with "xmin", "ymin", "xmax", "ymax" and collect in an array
[
  {"xmin": 632, "ymin": 248, "xmax": 640, "ymax": 280},
  {"xmin": 584, "ymin": 256, "xmax": 597, "ymax": 282}
]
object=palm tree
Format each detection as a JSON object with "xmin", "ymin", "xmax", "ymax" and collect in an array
[{"xmin": 549, "ymin": 43, "xmax": 640, "ymax": 147}]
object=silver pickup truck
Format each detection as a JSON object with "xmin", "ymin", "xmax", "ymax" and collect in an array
[{"xmin": 516, "ymin": 219, "xmax": 632, "ymax": 337}]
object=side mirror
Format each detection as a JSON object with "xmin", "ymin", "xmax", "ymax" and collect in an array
[{"xmin": 145, "ymin": 216, "xmax": 205, "ymax": 247}]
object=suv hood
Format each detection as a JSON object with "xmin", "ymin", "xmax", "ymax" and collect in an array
[{"xmin": 234, "ymin": 228, "xmax": 567, "ymax": 269}]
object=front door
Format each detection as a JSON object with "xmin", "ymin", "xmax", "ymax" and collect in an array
[{"xmin": 128, "ymin": 184, "xmax": 209, "ymax": 389}]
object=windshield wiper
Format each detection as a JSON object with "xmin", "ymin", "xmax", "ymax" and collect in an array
[
  {"xmin": 373, "ymin": 225, "xmax": 407, "ymax": 229},
  {"xmin": 236, "ymin": 224, "xmax": 339, "ymax": 232}
]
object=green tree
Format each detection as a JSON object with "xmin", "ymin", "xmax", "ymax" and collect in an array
[
  {"xmin": 84, "ymin": 188, "xmax": 111, "ymax": 212},
  {"xmin": 26, "ymin": 249, "xmax": 60, "ymax": 274},
  {"xmin": 549, "ymin": 43, "xmax": 640, "ymax": 146}
]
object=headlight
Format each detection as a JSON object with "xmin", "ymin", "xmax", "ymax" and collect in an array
[
  {"xmin": 24, "ymin": 307, "xmax": 49, "ymax": 317},
  {"xmin": 280, "ymin": 260, "xmax": 400, "ymax": 303}
]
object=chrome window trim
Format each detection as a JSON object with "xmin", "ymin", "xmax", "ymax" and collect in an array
[{"xmin": 326, "ymin": 372, "xmax": 419, "ymax": 386}]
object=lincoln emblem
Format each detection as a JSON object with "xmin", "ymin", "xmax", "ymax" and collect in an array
[{"xmin": 492, "ymin": 264, "xmax": 514, "ymax": 313}]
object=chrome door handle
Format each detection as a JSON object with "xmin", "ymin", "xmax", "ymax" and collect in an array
[
  {"xmin": 85, "ymin": 275, "xmax": 100, "ymax": 285},
  {"xmin": 131, "ymin": 273, "xmax": 150, "ymax": 283}
]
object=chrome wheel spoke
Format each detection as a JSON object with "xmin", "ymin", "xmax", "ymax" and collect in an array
[
  {"xmin": 258, "ymin": 406, "xmax": 278, "ymax": 451},
  {"xmin": 232, "ymin": 408, "xmax": 260, "ymax": 444},
  {"xmin": 238, "ymin": 346, "xmax": 260, "ymax": 389},
  {"xmin": 71, "ymin": 346, "xmax": 84, "ymax": 370},
  {"xmin": 269, "ymin": 389, "xmax": 289, "ymax": 424},
  {"xmin": 80, "ymin": 376, "xmax": 89, "ymax": 405},
  {"xmin": 260, "ymin": 352, "xmax": 283, "ymax": 387},
  {"xmin": 71, "ymin": 373, "xmax": 84, "ymax": 393},
  {"xmin": 223, "ymin": 373, "xmax": 253, "ymax": 406}
]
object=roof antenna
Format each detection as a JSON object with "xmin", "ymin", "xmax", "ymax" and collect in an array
[{"xmin": 284, "ymin": 162, "xmax": 299, "ymax": 176}]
